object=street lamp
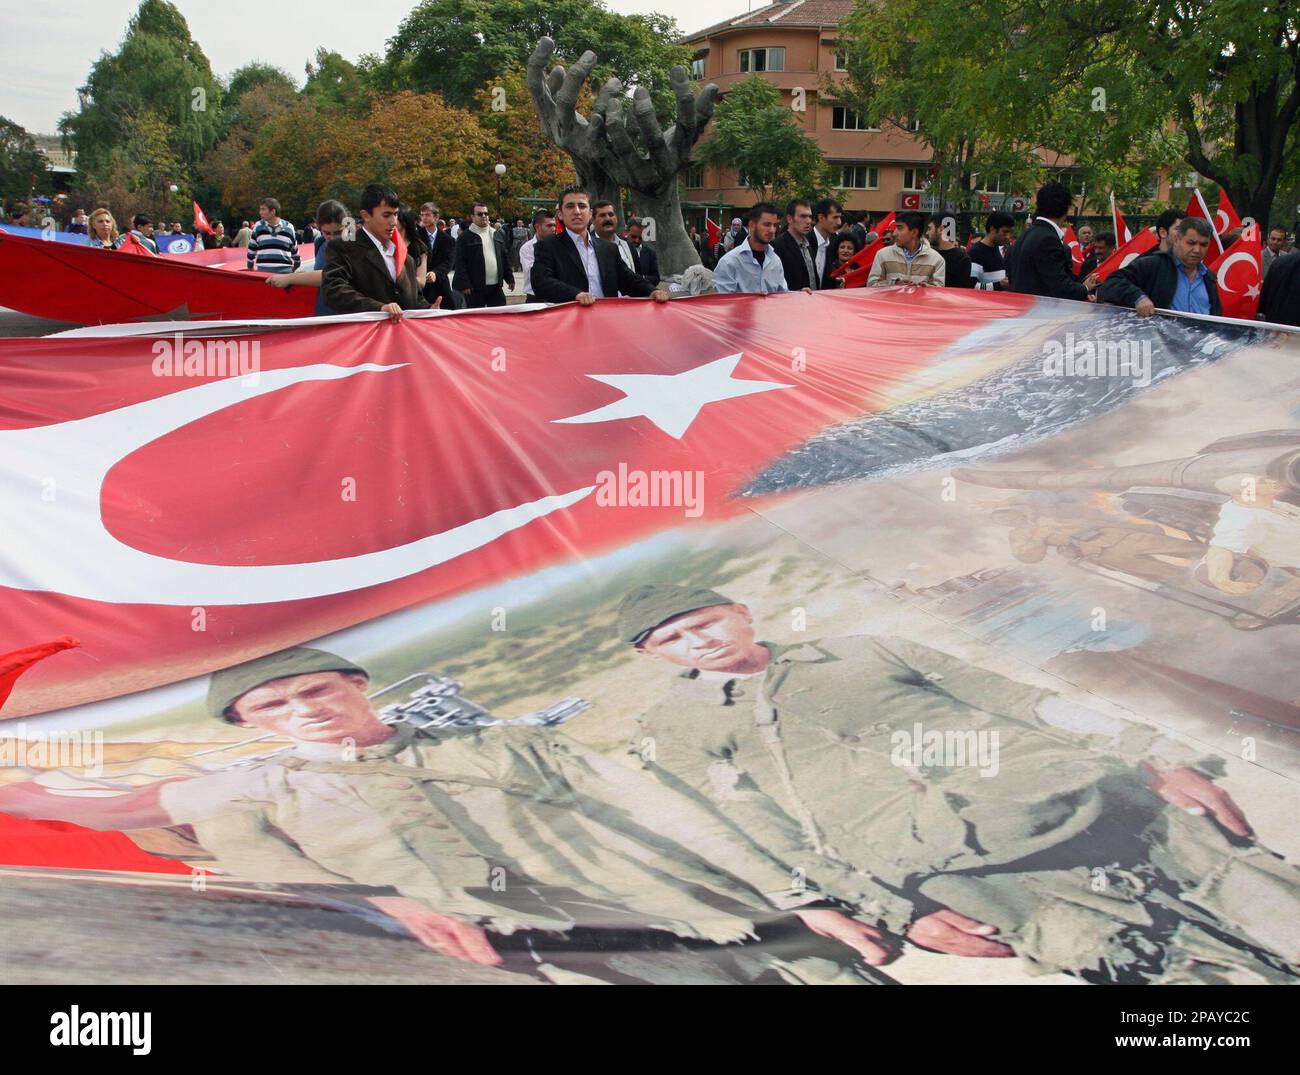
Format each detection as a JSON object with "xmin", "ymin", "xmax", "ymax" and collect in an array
[{"xmin": 494, "ymin": 163, "xmax": 507, "ymax": 220}]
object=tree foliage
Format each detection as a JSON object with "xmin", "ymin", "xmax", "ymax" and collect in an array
[
  {"xmin": 473, "ymin": 66, "xmax": 577, "ymax": 216},
  {"xmin": 697, "ymin": 77, "xmax": 836, "ymax": 205},
  {"xmin": 58, "ymin": 0, "xmax": 224, "ymax": 176},
  {"xmin": 375, "ymin": 0, "xmax": 691, "ymax": 117},
  {"xmin": 838, "ymin": 0, "xmax": 1299, "ymax": 225},
  {"xmin": 0, "ymin": 116, "xmax": 49, "ymax": 205}
]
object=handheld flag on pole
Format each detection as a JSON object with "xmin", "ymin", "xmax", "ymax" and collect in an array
[
  {"xmin": 705, "ymin": 214, "xmax": 721, "ymax": 250},
  {"xmin": 192, "ymin": 201, "xmax": 214, "ymax": 236},
  {"xmin": 833, "ymin": 211, "xmax": 895, "ymax": 287},
  {"xmin": 1092, "ymin": 225, "xmax": 1159, "ymax": 282},
  {"xmin": 1110, "ymin": 193, "xmax": 1132, "ymax": 245},
  {"xmin": 1214, "ymin": 190, "xmax": 1242, "ymax": 237},
  {"xmin": 1208, "ymin": 222, "xmax": 1263, "ymax": 320}
]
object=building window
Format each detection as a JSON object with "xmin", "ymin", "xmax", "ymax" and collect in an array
[
  {"xmin": 902, "ymin": 168, "xmax": 923, "ymax": 190},
  {"xmin": 907, "ymin": 115, "xmax": 921, "ymax": 132},
  {"xmin": 978, "ymin": 173, "xmax": 1010, "ymax": 194},
  {"xmin": 839, "ymin": 164, "xmax": 879, "ymax": 189},
  {"xmin": 690, "ymin": 56, "xmax": 706, "ymax": 79},
  {"xmin": 738, "ymin": 47, "xmax": 785, "ymax": 73},
  {"xmin": 832, "ymin": 106, "xmax": 875, "ymax": 130},
  {"xmin": 686, "ymin": 162, "xmax": 705, "ymax": 188},
  {"xmin": 834, "ymin": 49, "xmax": 847, "ymax": 71}
]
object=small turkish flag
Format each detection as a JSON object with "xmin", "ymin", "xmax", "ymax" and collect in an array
[
  {"xmin": 705, "ymin": 214, "xmax": 721, "ymax": 249},
  {"xmin": 1063, "ymin": 226, "xmax": 1085, "ymax": 274},
  {"xmin": 834, "ymin": 211, "xmax": 895, "ymax": 287},
  {"xmin": 115, "ymin": 232, "xmax": 155, "ymax": 257},
  {"xmin": 1208, "ymin": 222, "xmax": 1263, "ymax": 320},
  {"xmin": 192, "ymin": 201, "xmax": 214, "ymax": 236},
  {"xmin": 1214, "ymin": 190, "xmax": 1242, "ymax": 237},
  {"xmin": 1110, "ymin": 192, "xmax": 1132, "ymax": 245},
  {"xmin": 1093, "ymin": 226, "xmax": 1159, "ymax": 282}
]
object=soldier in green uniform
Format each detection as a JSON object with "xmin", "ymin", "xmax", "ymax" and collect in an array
[
  {"xmin": 620, "ymin": 584, "xmax": 1300, "ymax": 982},
  {"xmin": 157, "ymin": 647, "xmax": 892, "ymax": 984}
]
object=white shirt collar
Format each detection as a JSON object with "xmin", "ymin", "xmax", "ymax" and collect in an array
[
  {"xmin": 1034, "ymin": 216, "xmax": 1066, "ymax": 240},
  {"xmin": 363, "ymin": 226, "xmax": 395, "ymax": 255}
]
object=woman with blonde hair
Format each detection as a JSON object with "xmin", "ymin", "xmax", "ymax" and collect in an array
[{"xmin": 88, "ymin": 207, "xmax": 120, "ymax": 248}]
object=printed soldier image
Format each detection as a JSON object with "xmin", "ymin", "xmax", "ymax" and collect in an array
[
  {"xmin": 621, "ymin": 583, "xmax": 1300, "ymax": 983},
  {"xmin": 12, "ymin": 646, "xmax": 898, "ymax": 984}
]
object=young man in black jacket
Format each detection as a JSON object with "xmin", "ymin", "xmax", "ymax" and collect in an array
[
  {"xmin": 1010, "ymin": 183, "xmax": 1099, "ymax": 301},
  {"xmin": 772, "ymin": 199, "xmax": 820, "ymax": 291},
  {"xmin": 453, "ymin": 203, "xmax": 515, "ymax": 308},
  {"xmin": 1098, "ymin": 217, "xmax": 1222, "ymax": 317},
  {"xmin": 322, "ymin": 184, "xmax": 431, "ymax": 322},
  {"xmin": 530, "ymin": 185, "xmax": 669, "ymax": 306}
]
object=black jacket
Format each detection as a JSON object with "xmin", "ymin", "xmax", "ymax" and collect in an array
[
  {"xmin": 322, "ymin": 234, "xmax": 430, "ymax": 313},
  {"xmin": 628, "ymin": 241, "xmax": 660, "ymax": 286},
  {"xmin": 1097, "ymin": 248, "xmax": 1222, "ymax": 316},
  {"xmin": 938, "ymin": 245, "xmax": 974, "ymax": 288},
  {"xmin": 424, "ymin": 227, "xmax": 455, "ymax": 272},
  {"xmin": 772, "ymin": 230, "xmax": 820, "ymax": 290},
  {"xmin": 454, "ymin": 227, "xmax": 515, "ymax": 293},
  {"xmin": 1010, "ymin": 219, "xmax": 1090, "ymax": 301},
  {"xmin": 530, "ymin": 232, "xmax": 658, "ymax": 302},
  {"xmin": 1260, "ymin": 249, "xmax": 1300, "ymax": 326}
]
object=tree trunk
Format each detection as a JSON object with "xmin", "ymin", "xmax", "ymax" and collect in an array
[{"xmin": 629, "ymin": 182, "xmax": 700, "ymax": 277}]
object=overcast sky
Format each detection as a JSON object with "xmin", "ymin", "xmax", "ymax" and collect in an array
[{"xmin": 0, "ymin": 0, "xmax": 755, "ymax": 134}]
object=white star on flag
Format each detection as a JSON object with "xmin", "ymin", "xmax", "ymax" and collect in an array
[
  {"xmin": 1246, "ymin": 283, "xmax": 1261, "ymax": 299},
  {"xmin": 552, "ymin": 353, "xmax": 794, "ymax": 439}
]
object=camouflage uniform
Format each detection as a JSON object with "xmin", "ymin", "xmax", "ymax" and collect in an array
[
  {"xmin": 624, "ymin": 587, "xmax": 1300, "ymax": 983},
  {"xmin": 165, "ymin": 648, "xmax": 875, "ymax": 984}
]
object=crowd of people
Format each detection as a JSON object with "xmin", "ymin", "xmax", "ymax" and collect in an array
[
  {"xmin": 695, "ymin": 183, "xmax": 1299, "ymax": 326},
  {"xmin": 7, "ymin": 180, "xmax": 1298, "ymax": 325}
]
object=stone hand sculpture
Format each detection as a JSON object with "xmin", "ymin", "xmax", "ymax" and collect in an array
[{"xmin": 527, "ymin": 36, "xmax": 717, "ymax": 276}]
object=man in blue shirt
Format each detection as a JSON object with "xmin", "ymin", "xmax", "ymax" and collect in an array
[
  {"xmin": 713, "ymin": 203, "xmax": 811, "ymax": 295},
  {"xmin": 1098, "ymin": 217, "xmax": 1222, "ymax": 317}
]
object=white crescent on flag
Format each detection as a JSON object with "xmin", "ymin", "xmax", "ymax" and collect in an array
[
  {"xmin": 1215, "ymin": 250, "xmax": 1259, "ymax": 294},
  {"xmin": 0, "ymin": 363, "xmax": 595, "ymax": 606}
]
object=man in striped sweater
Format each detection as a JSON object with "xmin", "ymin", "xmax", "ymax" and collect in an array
[{"xmin": 245, "ymin": 197, "xmax": 301, "ymax": 274}]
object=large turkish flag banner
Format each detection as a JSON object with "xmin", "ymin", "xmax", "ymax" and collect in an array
[{"xmin": 0, "ymin": 289, "xmax": 1032, "ymax": 715}]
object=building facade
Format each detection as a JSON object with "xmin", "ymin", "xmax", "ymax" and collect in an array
[
  {"xmin": 680, "ymin": 1, "xmax": 1181, "ymax": 229},
  {"xmin": 682, "ymin": 0, "xmax": 931, "ymax": 221}
]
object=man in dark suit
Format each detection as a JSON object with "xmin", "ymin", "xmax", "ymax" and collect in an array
[
  {"xmin": 418, "ymin": 201, "xmax": 458, "ymax": 308},
  {"xmin": 452, "ymin": 202, "xmax": 514, "ymax": 308},
  {"xmin": 322, "ymin": 184, "xmax": 431, "ymax": 322},
  {"xmin": 1010, "ymin": 182, "xmax": 1099, "ymax": 301},
  {"xmin": 1260, "ymin": 248, "xmax": 1300, "ymax": 326},
  {"xmin": 772, "ymin": 198, "xmax": 820, "ymax": 291},
  {"xmin": 1098, "ymin": 217, "xmax": 1223, "ymax": 316},
  {"xmin": 530, "ymin": 185, "xmax": 670, "ymax": 306},
  {"xmin": 624, "ymin": 220, "xmax": 660, "ymax": 286}
]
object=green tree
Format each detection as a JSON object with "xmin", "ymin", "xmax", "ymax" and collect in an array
[
  {"xmin": 81, "ymin": 110, "xmax": 190, "ymax": 224},
  {"xmin": 0, "ymin": 116, "xmax": 49, "ymax": 206},
  {"xmin": 696, "ymin": 77, "xmax": 836, "ymax": 206},
  {"xmin": 58, "ymin": 0, "xmax": 224, "ymax": 177},
  {"xmin": 839, "ymin": 0, "xmax": 1299, "ymax": 226},
  {"xmin": 302, "ymin": 50, "xmax": 374, "ymax": 117},
  {"xmin": 226, "ymin": 63, "xmax": 297, "ymax": 105},
  {"xmin": 375, "ymin": 0, "xmax": 690, "ymax": 116},
  {"xmin": 473, "ymin": 66, "xmax": 576, "ymax": 217}
]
